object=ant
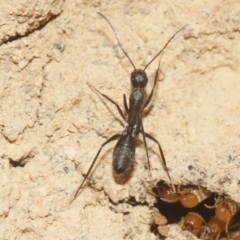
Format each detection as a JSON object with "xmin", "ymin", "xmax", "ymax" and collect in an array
[
  {"xmin": 180, "ymin": 212, "xmax": 206, "ymax": 236},
  {"xmin": 155, "ymin": 181, "xmax": 212, "ymax": 208},
  {"xmin": 73, "ymin": 13, "xmax": 186, "ymax": 200},
  {"xmin": 205, "ymin": 195, "xmax": 239, "ymax": 234},
  {"xmin": 200, "ymin": 215, "xmax": 226, "ymax": 240},
  {"xmin": 181, "ymin": 212, "xmax": 226, "ymax": 240}
]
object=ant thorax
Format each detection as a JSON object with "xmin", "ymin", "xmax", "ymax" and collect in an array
[
  {"xmin": 122, "ymin": 125, "xmax": 139, "ymax": 138},
  {"xmin": 128, "ymin": 88, "xmax": 145, "ymax": 126}
]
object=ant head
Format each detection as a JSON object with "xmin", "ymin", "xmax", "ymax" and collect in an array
[
  {"xmin": 156, "ymin": 181, "xmax": 179, "ymax": 202},
  {"xmin": 182, "ymin": 212, "xmax": 204, "ymax": 235},
  {"xmin": 131, "ymin": 69, "xmax": 148, "ymax": 88}
]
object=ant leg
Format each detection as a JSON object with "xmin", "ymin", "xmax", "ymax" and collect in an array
[
  {"xmin": 142, "ymin": 131, "xmax": 176, "ymax": 193},
  {"xmin": 123, "ymin": 94, "xmax": 129, "ymax": 113},
  {"xmin": 139, "ymin": 116, "xmax": 151, "ymax": 170},
  {"xmin": 73, "ymin": 133, "xmax": 121, "ymax": 201},
  {"xmin": 87, "ymin": 82, "xmax": 126, "ymax": 121},
  {"xmin": 143, "ymin": 54, "xmax": 163, "ymax": 109},
  {"xmin": 205, "ymin": 194, "xmax": 218, "ymax": 209},
  {"xmin": 138, "ymin": 58, "xmax": 164, "ymax": 174}
]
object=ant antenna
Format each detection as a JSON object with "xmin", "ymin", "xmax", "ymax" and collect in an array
[
  {"xmin": 98, "ymin": 12, "xmax": 187, "ymax": 73},
  {"xmin": 144, "ymin": 24, "xmax": 187, "ymax": 71},
  {"xmin": 98, "ymin": 12, "xmax": 136, "ymax": 70}
]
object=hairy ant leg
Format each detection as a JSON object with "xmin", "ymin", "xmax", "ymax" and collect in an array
[
  {"xmin": 87, "ymin": 82, "xmax": 126, "ymax": 121},
  {"xmin": 73, "ymin": 134, "xmax": 120, "ymax": 199}
]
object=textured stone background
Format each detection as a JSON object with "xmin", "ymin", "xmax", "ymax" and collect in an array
[{"xmin": 1, "ymin": 0, "xmax": 240, "ymax": 239}]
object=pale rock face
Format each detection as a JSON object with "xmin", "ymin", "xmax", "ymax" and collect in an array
[{"xmin": 0, "ymin": 1, "xmax": 240, "ymax": 239}]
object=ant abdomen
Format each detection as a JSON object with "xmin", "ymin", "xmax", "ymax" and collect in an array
[
  {"xmin": 131, "ymin": 69, "xmax": 148, "ymax": 88},
  {"xmin": 113, "ymin": 133, "xmax": 135, "ymax": 174},
  {"xmin": 180, "ymin": 192, "xmax": 201, "ymax": 208},
  {"xmin": 215, "ymin": 201, "xmax": 233, "ymax": 223}
]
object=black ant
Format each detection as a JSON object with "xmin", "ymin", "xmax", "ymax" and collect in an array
[{"xmin": 73, "ymin": 13, "xmax": 186, "ymax": 200}]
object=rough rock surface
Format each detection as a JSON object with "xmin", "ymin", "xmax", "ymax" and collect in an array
[{"xmin": 1, "ymin": 0, "xmax": 240, "ymax": 239}]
